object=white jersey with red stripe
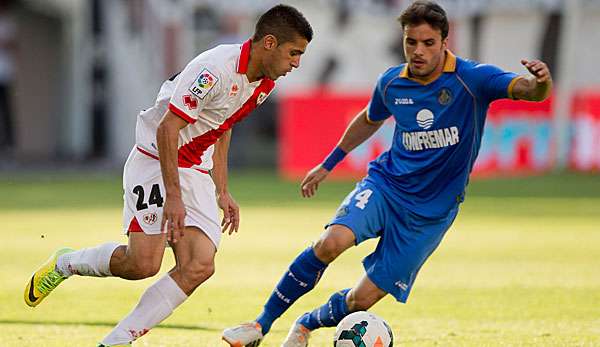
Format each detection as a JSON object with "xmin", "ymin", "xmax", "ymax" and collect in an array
[{"xmin": 134, "ymin": 39, "xmax": 275, "ymax": 171}]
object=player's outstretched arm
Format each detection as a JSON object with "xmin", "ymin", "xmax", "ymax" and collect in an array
[
  {"xmin": 301, "ymin": 107, "xmax": 384, "ymax": 198},
  {"xmin": 512, "ymin": 59, "xmax": 553, "ymax": 101},
  {"xmin": 212, "ymin": 129, "xmax": 240, "ymax": 235}
]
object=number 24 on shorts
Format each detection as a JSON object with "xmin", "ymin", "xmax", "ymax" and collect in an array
[{"xmin": 132, "ymin": 184, "xmax": 164, "ymax": 211}]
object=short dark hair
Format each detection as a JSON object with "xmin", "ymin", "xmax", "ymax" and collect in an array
[
  {"xmin": 253, "ymin": 4, "xmax": 313, "ymax": 44},
  {"xmin": 399, "ymin": 1, "xmax": 449, "ymax": 40}
]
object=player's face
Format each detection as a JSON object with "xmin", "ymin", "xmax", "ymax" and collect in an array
[
  {"xmin": 263, "ymin": 35, "xmax": 308, "ymax": 80},
  {"xmin": 403, "ymin": 23, "xmax": 447, "ymax": 79}
]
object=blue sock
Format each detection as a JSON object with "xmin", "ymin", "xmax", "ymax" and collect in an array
[
  {"xmin": 256, "ymin": 247, "xmax": 327, "ymax": 335},
  {"xmin": 298, "ymin": 288, "xmax": 350, "ymax": 330}
]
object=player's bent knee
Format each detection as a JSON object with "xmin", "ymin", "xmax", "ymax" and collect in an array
[
  {"xmin": 313, "ymin": 238, "xmax": 341, "ymax": 264},
  {"xmin": 314, "ymin": 226, "xmax": 355, "ymax": 264},
  {"xmin": 128, "ymin": 261, "xmax": 161, "ymax": 280},
  {"xmin": 346, "ymin": 291, "xmax": 376, "ymax": 312},
  {"xmin": 181, "ymin": 261, "xmax": 215, "ymax": 285},
  {"xmin": 123, "ymin": 268, "xmax": 155, "ymax": 280}
]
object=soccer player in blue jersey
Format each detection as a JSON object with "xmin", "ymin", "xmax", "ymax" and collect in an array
[{"xmin": 222, "ymin": 1, "xmax": 552, "ymax": 346}]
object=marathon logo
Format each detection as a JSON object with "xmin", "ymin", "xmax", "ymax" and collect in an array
[{"xmin": 402, "ymin": 126, "xmax": 460, "ymax": 151}]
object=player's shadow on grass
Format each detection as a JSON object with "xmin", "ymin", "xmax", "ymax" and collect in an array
[{"xmin": 0, "ymin": 319, "xmax": 219, "ymax": 331}]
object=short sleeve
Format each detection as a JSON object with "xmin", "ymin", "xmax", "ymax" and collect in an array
[
  {"xmin": 168, "ymin": 62, "xmax": 222, "ymax": 123},
  {"xmin": 367, "ymin": 78, "xmax": 392, "ymax": 123},
  {"xmin": 471, "ymin": 64, "xmax": 519, "ymax": 102}
]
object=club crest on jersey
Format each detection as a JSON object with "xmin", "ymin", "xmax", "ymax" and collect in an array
[
  {"xmin": 229, "ymin": 84, "xmax": 239, "ymax": 96},
  {"xmin": 256, "ymin": 91, "xmax": 270, "ymax": 105},
  {"xmin": 335, "ymin": 206, "xmax": 349, "ymax": 218},
  {"xmin": 416, "ymin": 109, "xmax": 434, "ymax": 129},
  {"xmin": 189, "ymin": 68, "xmax": 218, "ymax": 99},
  {"xmin": 438, "ymin": 88, "xmax": 452, "ymax": 105}
]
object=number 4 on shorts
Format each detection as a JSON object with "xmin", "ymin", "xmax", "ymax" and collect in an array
[{"xmin": 354, "ymin": 189, "xmax": 372, "ymax": 210}]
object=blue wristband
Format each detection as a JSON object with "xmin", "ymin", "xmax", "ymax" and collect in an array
[{"xmin": 322, "ymin": 146, "xmax": 347, "ymax": 171}]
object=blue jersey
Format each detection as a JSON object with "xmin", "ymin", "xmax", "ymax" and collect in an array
[{"xmin": 366, "ymin": 51, "xmax": 520, "ymax": 218}]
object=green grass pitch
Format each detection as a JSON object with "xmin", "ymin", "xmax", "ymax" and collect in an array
[{"xmin": 1, "ymin": 171, "xmax": 599, "ymax": 346}]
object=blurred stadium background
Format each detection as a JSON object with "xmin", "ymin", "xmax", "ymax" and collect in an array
[
  {"xmin": 1, "ymin": 0, "xmax": 599, "ymax": 346},
  {"xmin": 1, "ymin": 0, "xmax": 599, "ymax": 172}
]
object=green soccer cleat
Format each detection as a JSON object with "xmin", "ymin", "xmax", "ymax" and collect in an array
[{"xmin": 24, "ymin": 247, "xmax": 74, "ymax": 307}]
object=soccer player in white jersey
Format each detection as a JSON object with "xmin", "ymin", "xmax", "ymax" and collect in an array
[{"xmin": 24, "ymin": 4, "xmax": 312, "ymax": 346}]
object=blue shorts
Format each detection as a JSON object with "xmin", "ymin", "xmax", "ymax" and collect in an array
[{"xmin": 328, "ymin": 177, "xmax": 458, "ymax": 303}]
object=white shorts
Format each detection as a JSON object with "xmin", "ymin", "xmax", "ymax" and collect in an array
[{"xmin": 122, "ymin": 148, "xmax": 221, "ymax": 248}]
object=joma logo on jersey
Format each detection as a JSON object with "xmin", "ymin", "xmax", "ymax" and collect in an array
[
  {"xmin": 402, "ymin": 126, "xmax": 460, "ymax": 151},
  {"xmin": 395, "ymin": 98, "xmax": 414, "ymax": 105}
]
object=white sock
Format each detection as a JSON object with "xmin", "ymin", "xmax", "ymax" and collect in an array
[
  {"xmin": 101, "ymin": 274, "xmax": 188, "ymax": 345},
  {"xmin": 56, "ymin": 242, "xmax": 119, "ymax": 277}
]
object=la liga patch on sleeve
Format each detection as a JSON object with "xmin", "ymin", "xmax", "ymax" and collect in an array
[{"xmin": 189, "ymin": 68, "xmax": 218, "ymax": 99}]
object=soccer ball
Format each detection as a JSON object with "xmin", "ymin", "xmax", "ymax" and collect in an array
[{"xmin": 334, "ymin": 311, "xmax": 393, "ymax": 347}]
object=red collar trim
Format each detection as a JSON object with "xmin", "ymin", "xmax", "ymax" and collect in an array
[{"xmin": 237, "ymin": 39, "xmax": 252, "ymax": 74}]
